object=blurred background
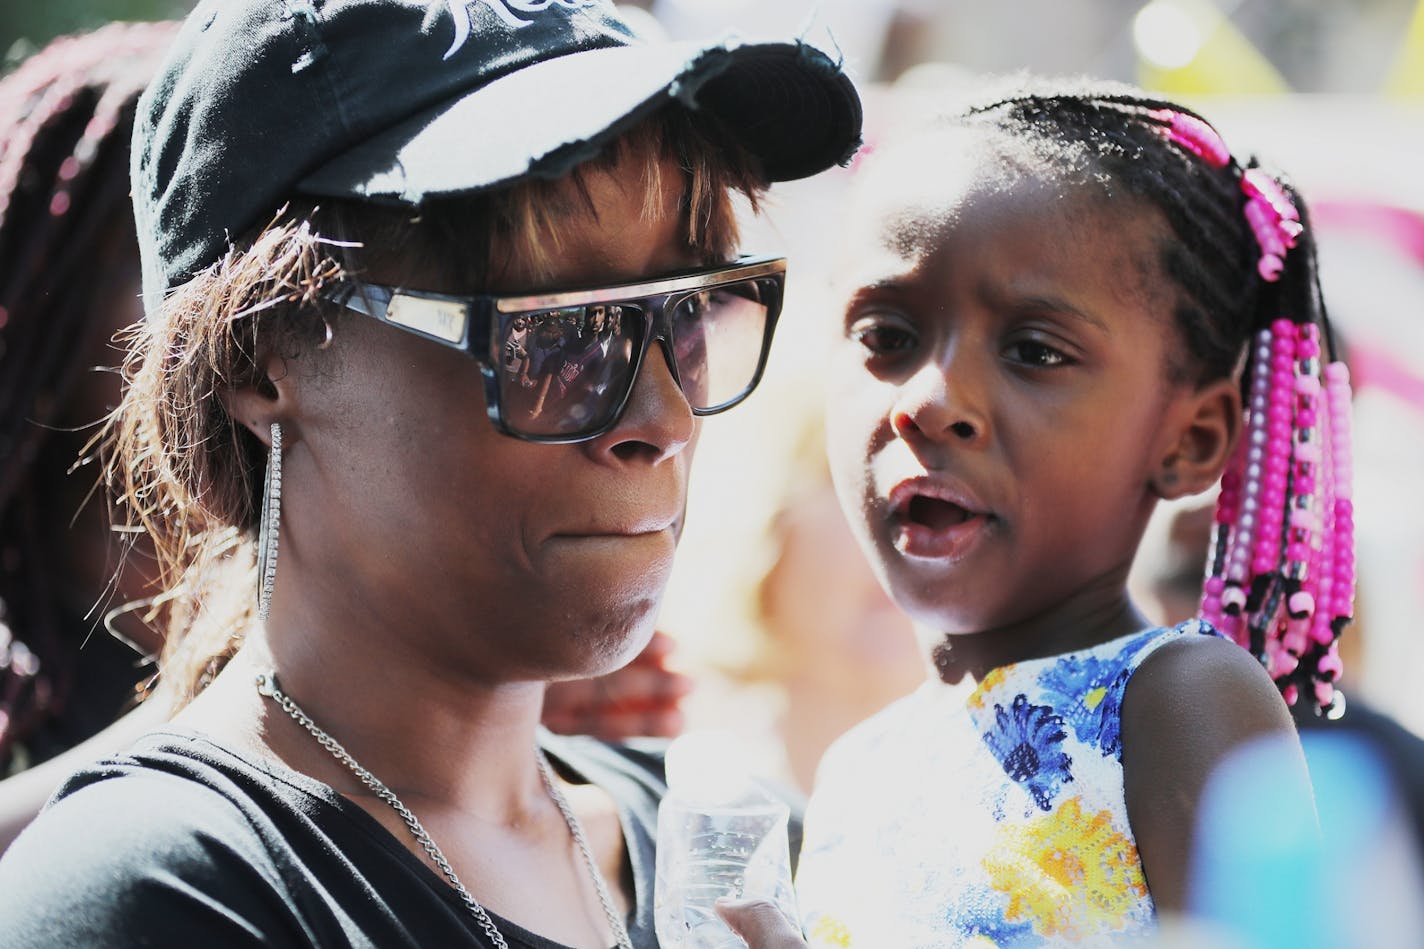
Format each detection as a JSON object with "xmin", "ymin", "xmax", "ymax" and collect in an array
[{"xmin": 3, "ymin": 0, "xmax": 1421, "ymax": 780}]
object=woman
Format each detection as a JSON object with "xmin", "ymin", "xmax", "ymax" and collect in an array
[
  {"xmin": 0, "ymin": 2, "xmax": 860, "ymax": 945},
  {"xmin": 0, "ymin": 21, "xmax": 689, "ymax": 854}
]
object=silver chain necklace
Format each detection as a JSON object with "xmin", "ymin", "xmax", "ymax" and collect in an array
[{"xmin": 255, "ymin": 673, "xmax": 634, "ymax": 949}]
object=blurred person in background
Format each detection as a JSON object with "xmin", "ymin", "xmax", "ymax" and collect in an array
[
  {"xmin": 701, "ymin": 389, "xmax": 924, "ymax": 794},
  {"xmin": 0, "ymin": 18, "xmax": 178, "ymax": 793}
]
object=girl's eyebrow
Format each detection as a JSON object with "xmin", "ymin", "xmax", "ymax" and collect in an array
[
  {"xmin": 846, "ymin": 276, "xmax": 917, "ymax": 298},
  {"xmin": 1003, "ymin": 291, "xmax": 1109, "ymax": 333}
]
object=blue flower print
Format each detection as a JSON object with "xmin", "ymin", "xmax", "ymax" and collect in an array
[
  {"xmin": 980, "ymin": 694, "xmax": 1073, "ymax": 811},
  {"xmin": 953, "ymin": 894, "xmax": 1037, "ymax": 947},
  {"xmin": 1034, "ymin": 628, "xmax": 1161, "ymax": 758},
  {"xmin": 1036, "ymin": 623, "xmax": 1218, "ymax": 759}
]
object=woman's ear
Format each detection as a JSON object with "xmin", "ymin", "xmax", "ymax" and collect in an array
[
  {"xmin": 221, "ymin": 353, "xmax": 293, "ymax": 448},
  {"xmin": 1152, "ymin": 377, "xmax": 1241, "ymax": 500}
]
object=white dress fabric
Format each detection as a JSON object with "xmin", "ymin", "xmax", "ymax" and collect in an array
[{"xmin": 796, "ymin": 621, "xmax": 1218, "ymax": 947}]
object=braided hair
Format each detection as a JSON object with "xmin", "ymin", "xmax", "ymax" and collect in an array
[
  {"xmin": 0, "ymin": 22, "xmax": 178, "ymax": 770},
  {"xmin": 941, "ymin": 79, "xmax": 1353, "ymax": 711}
]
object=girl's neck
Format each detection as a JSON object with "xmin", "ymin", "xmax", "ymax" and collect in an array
[{"xmin": 937, "ymin": 586, "xmax": 1154, "ymax": 685}]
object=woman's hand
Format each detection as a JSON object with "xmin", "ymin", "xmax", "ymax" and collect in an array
[
  {"xmin": 541, "ymin": 631, "xmax": 693, "ymax": 740},
  {"xmin": 715, "ymin": 899, "xmax": 808, "ymax": 948}
]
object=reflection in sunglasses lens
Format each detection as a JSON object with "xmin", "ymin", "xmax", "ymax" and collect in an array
[
  {"xmin": 496, "ymin": 305, "xmax": 641, "ymax": 437},
  {"xmin": 493, "ymin": 275, "xmax": 773, "ymax": 438}
]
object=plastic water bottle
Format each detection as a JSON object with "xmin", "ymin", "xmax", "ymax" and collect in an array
[{"xmin": 655, "ymin": 732, "xmax": 799, "ymax": 948}]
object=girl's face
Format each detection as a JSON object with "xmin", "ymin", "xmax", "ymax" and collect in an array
[
  {"xmin": 826, "ymin": 148, "xmax": 1197, "ymax": 645},
  {"xmin": 276, "ymin": 156, "xmax": 703, "ymax": 683}
]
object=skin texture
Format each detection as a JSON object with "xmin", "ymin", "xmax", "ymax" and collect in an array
[
  {"xmin": 815, "ymin": 141, "xmax": 1311, "ymax": 920},
  {"xmin": 176, "ymin": 154, "xmax": 710, "ymax": 948}
]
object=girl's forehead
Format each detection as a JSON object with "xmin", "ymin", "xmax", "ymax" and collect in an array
[
  {"xmin": 839, "ymin": 150, "xmax": 1067, "ymax": 282},
  {"xmin": 846, "ymin": 131, "xmax": 1064, "ymax": 253},
  {"xmin": 836, "ymin": 147, "xmax": 1172, "ymax": 315}
]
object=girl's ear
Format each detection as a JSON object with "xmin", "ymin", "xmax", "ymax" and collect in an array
[
  {"xmin": 1151, "ymin": 377, "xmax": 1241, "ymax": 500},
  {"xmin": 220, "ymin": 354, "xmax": 293, "ymax": 448}
]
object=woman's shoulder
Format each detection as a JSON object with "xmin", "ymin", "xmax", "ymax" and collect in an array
[{"xmin": 0, "ymin": 733, "xmax": 303, "ymax": 946}]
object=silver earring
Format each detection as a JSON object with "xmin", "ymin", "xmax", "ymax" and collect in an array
[{"xmin": 257, "ymin": 421, "xmax": 283, "ymax": 621}]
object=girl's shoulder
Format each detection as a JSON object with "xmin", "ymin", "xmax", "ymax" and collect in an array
[
  {"xmin": 1118, "ymin": 618, "xmax": 1295, "ymax": 773},
  {"xmin": 1118, "ymin": 620, "xmax": 1308, "ymax": 909},
  {"xmin": 1123, "ymin": 620, "xmax": 1286, "ymax": 723}
]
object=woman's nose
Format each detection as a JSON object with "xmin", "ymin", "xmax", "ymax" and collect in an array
[{"xmin": 587, "ymin": 343, "xmax": 695, "ymax": 466}]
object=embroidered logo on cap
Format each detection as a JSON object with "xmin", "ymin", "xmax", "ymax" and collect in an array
[{"xmin": 444, "ymin": 0, "xmax": 607, "ymax": 57}]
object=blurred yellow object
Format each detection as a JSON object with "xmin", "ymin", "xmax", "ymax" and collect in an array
[
  {"xmin": 1386, "ymin": 0, "xmax": 1424, "ymax": 97},
  {"xmin": 1133, "ymin": 0, "xmax": 1289, "ymax": 96}
]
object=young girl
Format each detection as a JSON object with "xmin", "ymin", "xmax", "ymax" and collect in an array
[{"xmin": 724, "ymin": 79, "xmax": 1353, "ymax": 947}]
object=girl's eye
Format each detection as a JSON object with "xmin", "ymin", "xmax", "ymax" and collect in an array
[
  {"xmin": 1005, "ymin": 339, "xmax": 1070, "ymax": 368},
  {"xmin": 849, "ymin": 319, "xmax": 917, "ymax": 356}
]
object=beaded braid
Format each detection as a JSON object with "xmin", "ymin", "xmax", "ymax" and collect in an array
[
  {"xmin": 957, "ymin": 82, "xmax": 1354, "ymax": 712},
  {"xmin": 0, "ymin": 22, "xmax": 178, "ymax": 768}
]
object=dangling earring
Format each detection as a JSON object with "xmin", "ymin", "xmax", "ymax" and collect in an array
[{"xmin": 257, "ymin": 421, "xmax": 283, "ymax": 621}]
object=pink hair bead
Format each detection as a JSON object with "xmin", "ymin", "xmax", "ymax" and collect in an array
[
  {"xmin": 1242, "ymin": 168, "xmax": 1299, "ymax": 222},
  {"xmin": 1315, "ymin": 680, "xmax": 1335, "ymax": 709},
  {"xmin": 1317, "ymin": 647, "xmax": 1344, "ymax": 681},
  {"xmin": 1287, "ymin": 590, "xmax": 1314, "ymax": 618},
  {"xmin": 1282, "ymin": 683, "xmax": 1299, "ymax": 707},
  {"xmin": 1272, "ymin": 649, "xmax": 1299, "ymax": 679},
  {"xmin": 1245, "ymin": 199, "xmax": 1288, "ymax": 257}
]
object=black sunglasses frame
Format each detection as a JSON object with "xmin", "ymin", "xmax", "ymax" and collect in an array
[{"xmin": 331, "ymin": 255, "xmax": 787, "ymax": 443}]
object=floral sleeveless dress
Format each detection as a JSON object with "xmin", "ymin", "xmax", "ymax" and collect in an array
[{"xmin": 796, "ymin": 621, "xmax": 1218, "ymax": 947}]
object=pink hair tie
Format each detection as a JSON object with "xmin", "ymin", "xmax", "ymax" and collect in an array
[
  {"xmin": 1151, "ymin": 108, "xmax": 1230, "ymax": 169},
  {"xmin": 1152, "ymin": 111, "xmax": 1305, "ymax": 284},
  {"xmin": 1240, "ymin": 168, "xmax": 1302, "ymax": 283}
]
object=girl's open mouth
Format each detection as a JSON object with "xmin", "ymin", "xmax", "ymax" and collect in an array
[
  {"xmin": 906, "ymin": 495, "xmax": 974, "ymax": 530},
  {"xmin": 888, "ymin": 482, "xmax": 993, "ymax": 561}
]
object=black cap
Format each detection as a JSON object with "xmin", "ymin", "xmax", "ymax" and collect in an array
[{"xmin": 132, "ymin": 0, "xmax": 863, "ymax": 306}]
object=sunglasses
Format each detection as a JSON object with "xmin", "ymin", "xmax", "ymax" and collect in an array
[{"xmin": 332, "ymin": 256, "xmax": 786, "ymax": 443}]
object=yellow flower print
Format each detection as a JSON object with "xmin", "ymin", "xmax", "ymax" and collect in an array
[
  {"xmin": 968, "ymin": 665, "xmax": 1012, "ymax": 710},
  {"xmin": 983, "ymin": 796, "xmax": 1148, "ymax": 939},
  {"xmin": 808, "ymin": 914, "xmax": 852, "ymax": 947}
]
